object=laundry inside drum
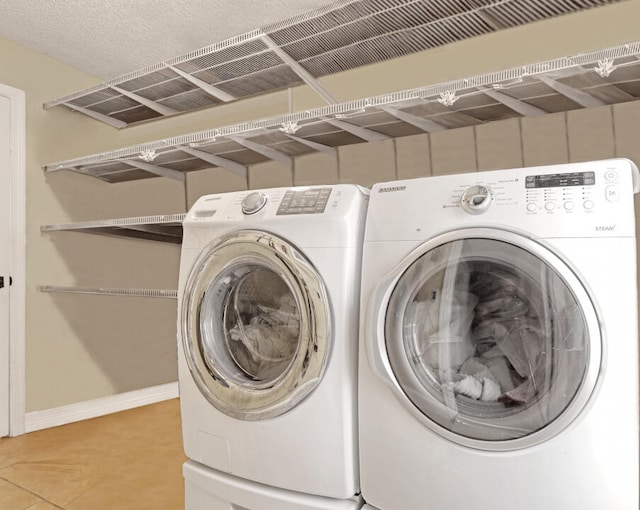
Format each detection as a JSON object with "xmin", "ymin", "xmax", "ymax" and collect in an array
[
  {"xmin": 391, "ymin": 238, "xmax": 589, "ymax": 439},
  {"xmin": 224, "ymin": 268, "xmax": 301, "ymax": 383}
]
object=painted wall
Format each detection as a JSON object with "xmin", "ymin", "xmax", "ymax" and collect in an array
[
  {"xmin": 0, "ymin": 37, "xmax": 290, "ymax": 412},
  {"xmin": 0, "ymin": 0, "xmax": 639, "ymax": 412}
]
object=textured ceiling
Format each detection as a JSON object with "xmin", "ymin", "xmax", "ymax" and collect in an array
[{"xmin": 0, "ymin": 0, "xmax": 336, "ymax": 79}]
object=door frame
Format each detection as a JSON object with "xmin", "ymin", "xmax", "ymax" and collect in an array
[{"xmin": 1, "ymin": 83, "xmax": 26, "ymax": 436}]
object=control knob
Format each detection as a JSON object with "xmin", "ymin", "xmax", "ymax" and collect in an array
[
  {"xmin": 460, "ymin": 185, "xmax": 494, "ymax": 215},
  {"xmin": 241, "ymin": 192, "xmax": 268, "ymax": 215}
]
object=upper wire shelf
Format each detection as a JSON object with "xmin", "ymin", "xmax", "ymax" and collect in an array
[
  {"xmin": 43, "ymin": 0, "xmax": 623, "ymax": 128},
  {"xmin": 43, "ymin": 41, "xmax": 640, "ymax": 184}
]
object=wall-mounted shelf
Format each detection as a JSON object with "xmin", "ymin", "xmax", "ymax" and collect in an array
[
  {"xmin": 41, "ymin": 214, "xmax": 185, "ymax": 244},
  {"xmin": 40, "ymin": 286, "xmax": 177, "ymax": 299},
  {"xmin": 44, "ymin": 41, "xmax": 640, "ymax": 184},
  {"xmin": 42, "ymin": 0, "xmax": 620, "ymax": 128},
  {"xmin": 40, "ymin": 216, "xmax": 184, "ymax": 298}
]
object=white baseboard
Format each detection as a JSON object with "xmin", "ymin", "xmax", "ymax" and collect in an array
[{"xmin": 24, "ymin": 382, "xmax": 179, "ymax": 433}]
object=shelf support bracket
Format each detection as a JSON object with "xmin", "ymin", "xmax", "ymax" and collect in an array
[
  {"xmin": 477, "ymin": 86, "xmax": 547, "ymax": 116},
  {"xmin": 120, "ymin": 159, "xmax": 185, "ymax": 182},
  {"xmin": 181, "ymin": 147, "xmax": 247, "ymax": 178},
  {"xmin": 379, "ymin": 105, "xmax": 447, "ymax": 132},
  {"xmin": 260, "ymin": 34, "xmax": 338, "ymax": 105},
  {"xmin": 324, "ymin": 118, "xmax": 389, "ymax": 142},
  {"xmin": 537, "ymin": 76, "xmax": 606, "ymax": 108},
  {"xmin": 45, "ymin": 163, "xmax": 77, "ymax": 172},
  {"xmin": 284, "ymin": 134, "xmax": 337, "ymax": 156},
  {"xmin": 111, "ymin": 86, "xmax": 179, "ymax": 116},
  {"xmin": 60, "ymin": 102, "xmax": 127, "ymax": 129},
  {"xmin": 229, "ymin": 135, "xmax": 293, "ymax": 170},
  {"xmin": 167, "ymin": 66, "xmax": 236, "ymax": 103}
]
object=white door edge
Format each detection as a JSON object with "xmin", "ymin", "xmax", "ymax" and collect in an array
[{"xmin": 0, "ymin": 83, "xmax": 26, "ymax": 436}]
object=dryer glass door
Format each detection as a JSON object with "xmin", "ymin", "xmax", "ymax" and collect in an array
[
  {"xmin": 182, "ymin": 230, "xmax": 331, "ymax": 420},
  {"xmin": 385, "ymin": 232, "xmax": 600, "ymax": 449}
]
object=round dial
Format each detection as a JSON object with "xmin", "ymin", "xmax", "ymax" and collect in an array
[
  {"xmin": 241, "ymin": 192, "xmax": 268, "ymax": 215},
  {"xmin": 460, "ymin": 185, "xmax": 494, "ymax": 215}
]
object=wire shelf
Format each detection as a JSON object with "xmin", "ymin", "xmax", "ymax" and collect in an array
[
  {"xmin": 43, "ymin": 0, "xmax": 622, "ymax": 128},
  {"xmin": 40, "ymin": 286, "xmax": 178, "ymax": 299},
  {"xmin": 44, "ymin": 41, "xmax": 640, "ymax": 184}
]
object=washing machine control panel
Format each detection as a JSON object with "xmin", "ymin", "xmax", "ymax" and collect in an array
[{"xmin": 276, "ymin": 187, "xmax": 332, "ymax": 215}]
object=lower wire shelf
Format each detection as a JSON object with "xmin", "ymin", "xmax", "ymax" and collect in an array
[
  {"xmin": 40, "ymin": 286, "xmax": 177, "ymax": 299},
  {"xmin": 41, "ymin": 214, "xmax": 186, "ymax": 244}
]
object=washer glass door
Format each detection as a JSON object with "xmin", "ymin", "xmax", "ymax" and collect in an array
[
  {"xmin": 385, "ymin": 230, "xmax": 600, "ymax": 449},
  {"xmin": 182, "ymin": 230, "xmax": 331, "ymax": 420}
]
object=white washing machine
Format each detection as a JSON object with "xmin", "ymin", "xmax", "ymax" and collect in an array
[
  {"xmin": 184, "ymin": 461, "xmax": 363, "ymax": 510},
  {"xmin": 178, "ymin": 185, "xmax": 367, "ymax": 500},
  {"xmin": 359, "ymin": 159, "xmax": 639, "ymax": 510}
]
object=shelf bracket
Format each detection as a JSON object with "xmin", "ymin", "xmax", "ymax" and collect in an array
[
  {"xmin": 379, "ymin": 105, "xmax": 447, "ymax": 132},
  {"xmin": 120, "ymin": 159, "xmax": 185, "ymax": 182},
  {"xmin": 228, "ymin": 135, "xmax": 293, "ymax": 169},
  {"xmin": 537, "ymin": 76, "xmax": 606, "ymax": 108},
  {"xmin": 181, "ymin": 147, "xmax": 248, "ymax": 178},
  {"xmin": 284, "ymin": 134, "xmax": 337, "ymax": 157},
  {"xmin": 167, "ymin": 66, "xmax": 236, "ymax": 103},
  {"xmin": 59, "ymin": 102, "xmax": 127, "ymax": 129},
  {"xmin": 260, "ymin": 34, "xmax": 338, "ymax": 105},
  {"xmin": 477, "ymin": 86, "xmax": 547, "ymax": 116},
  {"xmin": 45, "ymin": 163, "xmax": 77, "ymax": 172},
  {"xmin": 111, "ymin": 86, "xmax": 179, "ymax": 117},
  {"xmin": 324, "ymin": 118, "xmax": 389, "ymax": 142}
]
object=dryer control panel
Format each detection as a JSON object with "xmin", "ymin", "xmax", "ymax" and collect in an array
[
  {"xmin": 523, "ymin": 170, "xmax": 602, "ymax": 214},
  {"xmin": 366, "ymin": 158, "xmax": 639, "ymax": 241}
]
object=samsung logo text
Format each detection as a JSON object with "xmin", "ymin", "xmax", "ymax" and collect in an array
[{"xmin": 378, "ymin": 185, "xmax": 406, "ymax": 193}]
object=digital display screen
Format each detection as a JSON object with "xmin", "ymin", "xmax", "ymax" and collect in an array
[
  {"xmin": 525, "ymin": 171, "xmax": 595, "ymax": 189},
  {"xmin": 276, "ymin": 188, "xmax": 332, "ymax": 215}
]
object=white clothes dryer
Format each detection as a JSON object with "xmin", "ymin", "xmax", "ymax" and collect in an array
[
  {"xmin": 178, "ymin": 185, "xmax": 367, "ymax": 499},
  {"xmin": 184, "ymin": 461, "xmax": 363, "ymax": 510},
  {"xmin": 359, "ymin": 159, "xmax": 639, "ymax": 510}
]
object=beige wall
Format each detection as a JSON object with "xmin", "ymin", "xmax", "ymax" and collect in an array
[
  {"xmin": 1, "ymin": 0, "xmax": 640, "ymax": 412},
  {"xmin": 0, "ymin": 37, "xmax": 290, "ymax": 412}
]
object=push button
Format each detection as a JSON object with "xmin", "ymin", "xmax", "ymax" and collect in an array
[
  {"xmin": 605, "ymin": 185, "xmax": 619, "ymax": 202},
  {"xmin": 583, "ymin": 200, "xmax": 595, "ymax": 210},
  {"xmin": 544, "ymin": 202, "xmax": 555, "ymax": 211},
  {"xmin": 604, "ymin": 170, "xmax": 618, "ymax": 181},
  {"xmin": 526, "ymin": 202, "xmax": 537, "ymax": 212}
]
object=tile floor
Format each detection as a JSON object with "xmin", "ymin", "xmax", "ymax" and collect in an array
[{"xmin": 0, "ymin": 399, "xmax": 186, "ymax": 510}]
